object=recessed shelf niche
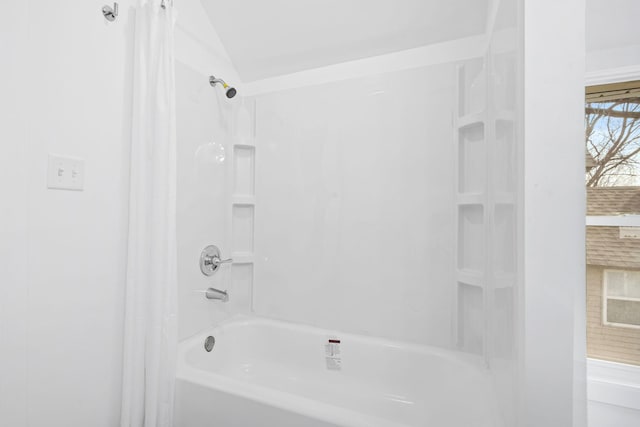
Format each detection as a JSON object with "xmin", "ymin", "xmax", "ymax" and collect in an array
[
  {"xmin": 232, "ymin": 204, "xmax": 254, "ymax": 254},
  {"xmin": 457, "ymin": 283, "xmax": 484, "ymax": 355},
  {"xmin": 458, "ymin": 123, "xmax": 485, "ymax": 194},
  {"xmin": 233, "ymin": 146, "xmax": 255, "ymax": 197},
  {"xmin": 457, "ymin": 205, "xmax": 484, "ymax": 272}
]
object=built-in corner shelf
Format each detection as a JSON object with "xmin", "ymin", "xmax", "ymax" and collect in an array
[
  {"xmin": 457, "ymin": 193, "xmax": 484, "ymax": 205},
  {"xmin": 493, "ymin": 274, "xmax": 516, "ymax": 289},
  {"xmin": 233, "ymin": 141, "xmax": 255, "ymax": 148},
  {"xmin": 457, "ymin": 112, "xmax": 486, "ymax": 129},
  {"xmin": 495, "ymin": 110, "xmax": 515, "ymax": 122},
  {"xmin": 494, "ymin": 193, "xmax": 516, "ymax": 205},
  {"xmin": 454, "ymin": 59, "xmax": 488, "ymax": 357},
  {"xmin": 228, "ymin": 99, "xmax": 258, "ymax": 313},
  {"xmin": 231, "ymin": 252, "xmax": 254, "ymax": 264},
  {"xmin": 456, "ymin": 269, "xmax": 484, "ymax": 287},
  {"xmin": 232, "ymin": 195, "xmax": 256, "ymax": 206},
  {"xmin": 454, "ymin": 56, "xmax": 518, "ymax": 360}
]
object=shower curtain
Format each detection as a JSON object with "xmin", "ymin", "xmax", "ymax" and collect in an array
[{"xmin": 121, "ymin": 1, "xmax": 177, "ymax": 427}]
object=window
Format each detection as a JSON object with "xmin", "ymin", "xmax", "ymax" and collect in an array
[
  {"xmin": 603, "ymin": 269, "xmax": 640, "ymax": 328},
  {"xmin": 585, "ymin": 80, "xmax": 640, "ymax": 366}
]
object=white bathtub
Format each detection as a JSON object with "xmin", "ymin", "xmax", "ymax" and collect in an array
[{"xmin": 175, "ymin": 316, "xmax": 501, "ymax": 427}]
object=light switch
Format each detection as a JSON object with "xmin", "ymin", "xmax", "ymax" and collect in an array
[{"xmin": 47, "ymin": 154, "xmax": 85, "ymax": 191}]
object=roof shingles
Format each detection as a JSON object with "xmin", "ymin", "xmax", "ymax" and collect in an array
[
  {"xmin": 586, "ymin": 226, "xmax": 640, "ymax": 269},
  {"xmin": 586, "ymin": 187, "xmax": 640, "ymax": 269},
  {"xmin": 587, "ymin": 187, "xmax": 640, "ymax": 216}
]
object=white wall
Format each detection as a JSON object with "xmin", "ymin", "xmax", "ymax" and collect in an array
[
  {"xmin": 586, "ymin": 0, "xmax": 640, "ymax": 74},
  {"xmin": 522, "ymin": 0, "xmax": 587, "ymax": 426},
  {"xmin": 0, "ymin": 1, "xmax": 251, "ymax": 423},
  {"xmin": 0, "ymin": 3, "xmax": 29, "ymax": 426},
  {"xmin": 1, "ymin": 1, "xmax": 134, "ymax": 425},
  {"xmin": 0, "ymin": 1, "xmax": 248, "ymax": 425},
  {"xmin": 174, "ymin": 0, "xmax": 241, "ymax": 85},
  {"xmin": 253, "ymin": 63, "xmax": 458, "ymax": 346},
  {"xmin": 485, "ymin": 2, "xmax": 521, "ymax": 425},
  {"xmin": 24, "ymin": 1, "xmax": 134, "ymax": 425},
  {"xmin": 202, "ymin": 0, "xmax": 489, "ymax": 81}
]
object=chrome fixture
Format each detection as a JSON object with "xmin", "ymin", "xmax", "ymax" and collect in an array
[
  {"xmin": 209, "ymin": 76, "xmax": 237, "ymax": 99},
  {"xmin": 200, "ymin": 245, "xmax": 233, "ymax": 276},
  {"xmin": 102, "ymin": 3, "xmax": 118, "ymax": 22},
  {"xmin": 204, "ymin": 336, "xmax": 216, "ymax": 352},
  {"xmin": 205, "ymin": 287, "xmax": 229, "ymax": 302}
]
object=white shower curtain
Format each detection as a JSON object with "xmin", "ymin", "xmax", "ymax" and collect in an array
[{"xmin": 121, "ymin": 1, "xmax": 177, "ymax": 427}]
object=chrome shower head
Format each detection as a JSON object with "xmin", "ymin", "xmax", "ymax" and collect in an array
[{"xmin": 209, "ymin": 75, "xmax": 237, "ymax": 99}]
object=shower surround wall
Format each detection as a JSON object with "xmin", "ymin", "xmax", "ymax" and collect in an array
[
  {"xmin": 253, "ymin": 65, "xmax": 457, "ymax": 346},
  {"xmin": 243, "ymin": 14, "xmax": 521, "ymax": 426},
  {"xmin": 174, "ymin": 0, "xmax": 253, "ymax": 341},
  {"xmin": 175, "ymin": 61, "xmax": 255, "ymax": 339}
]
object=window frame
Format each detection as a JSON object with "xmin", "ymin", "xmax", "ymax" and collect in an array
[{"xmin": 585, "ymin": 70, "xmax": 640, "ymax": 400}]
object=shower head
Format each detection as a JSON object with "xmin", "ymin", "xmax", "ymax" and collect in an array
[
  {"xmin": 209, "ymin": 75, "xmax": 237, "ymax": 99},
  {"xmin": 225, "ymin": 87, "xmax": 237, "ymax": 99}
]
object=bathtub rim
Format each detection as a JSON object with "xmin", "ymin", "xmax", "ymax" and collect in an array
[{"xmin": 178, "ymin": 314, "xmax": 488, "ymax": 368}]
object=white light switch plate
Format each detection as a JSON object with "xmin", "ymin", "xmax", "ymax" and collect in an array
[{"xmin": 47, "ymin": 154, "xmax": 85, "ymax": 191}]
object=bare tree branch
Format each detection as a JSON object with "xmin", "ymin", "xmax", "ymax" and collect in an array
[
  {"xmin": 585, "ymin": 108, "xmax": 640, "ymax": 119},
  {"xmin": 586, "ymin": 100, "xmax": 640, "ymax": 187}
]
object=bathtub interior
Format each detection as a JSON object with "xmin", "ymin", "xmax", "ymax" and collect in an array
[
  {"xmin": 175, "ymin": 0, "xmax": 521, "ymax": 425},
  {"xmin": 178, "ymin": 317, "xmax": 500, "ymax": 427}
]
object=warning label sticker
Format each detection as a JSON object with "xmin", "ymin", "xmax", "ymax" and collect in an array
[{"xmin": 325, "ymin": 338, "xmax": 342, "ymax": 371}]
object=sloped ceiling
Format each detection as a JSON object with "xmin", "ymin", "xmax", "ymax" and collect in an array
[{"xmin": 201, "ymin": 0, "xmax": 489, "ymax": 82}]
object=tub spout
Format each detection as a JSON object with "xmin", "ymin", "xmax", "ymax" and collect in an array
[{"xmin": 205, "ymin": 287, "xmax": 228, "ymax": 302}]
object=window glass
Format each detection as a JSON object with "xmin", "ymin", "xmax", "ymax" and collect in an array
[
  {"xmin": 586, "ymin": 81, "xmax": 640, "ymax": 366},
  {"xmin": 606, "ymin": 300, "xmax": 640, "ymax": 326},
  {"xmin": 605, "ymin": 270, "xmax": 640, "ymax": 298},
  {"xmin": 606, "ymin": 270, "xmax": 626, "ymax": 296},
  {"xmin": 626, "ymin": 271, "xmax": 640, "ymax": 298},
  {"xmin": 586, "ymin": 86, "xmax": 640, "ymax": 192}
]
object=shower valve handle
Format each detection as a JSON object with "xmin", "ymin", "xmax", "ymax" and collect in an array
[
  {"xmin": 211, "ymin": 256, "xmax": 233, "ymax": 266},
  {"xmin": 200, "ymin": 245, "xmax": 233, "ymax": 276}
]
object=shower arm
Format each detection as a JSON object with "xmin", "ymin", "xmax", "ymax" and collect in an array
[
  {"xmin": 209, "ymin": 75, "xmax": 237, "ymax": 99},
  {"xmin": 209, "ymin": 76, "xmax": 229, "ymax": 88}
]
